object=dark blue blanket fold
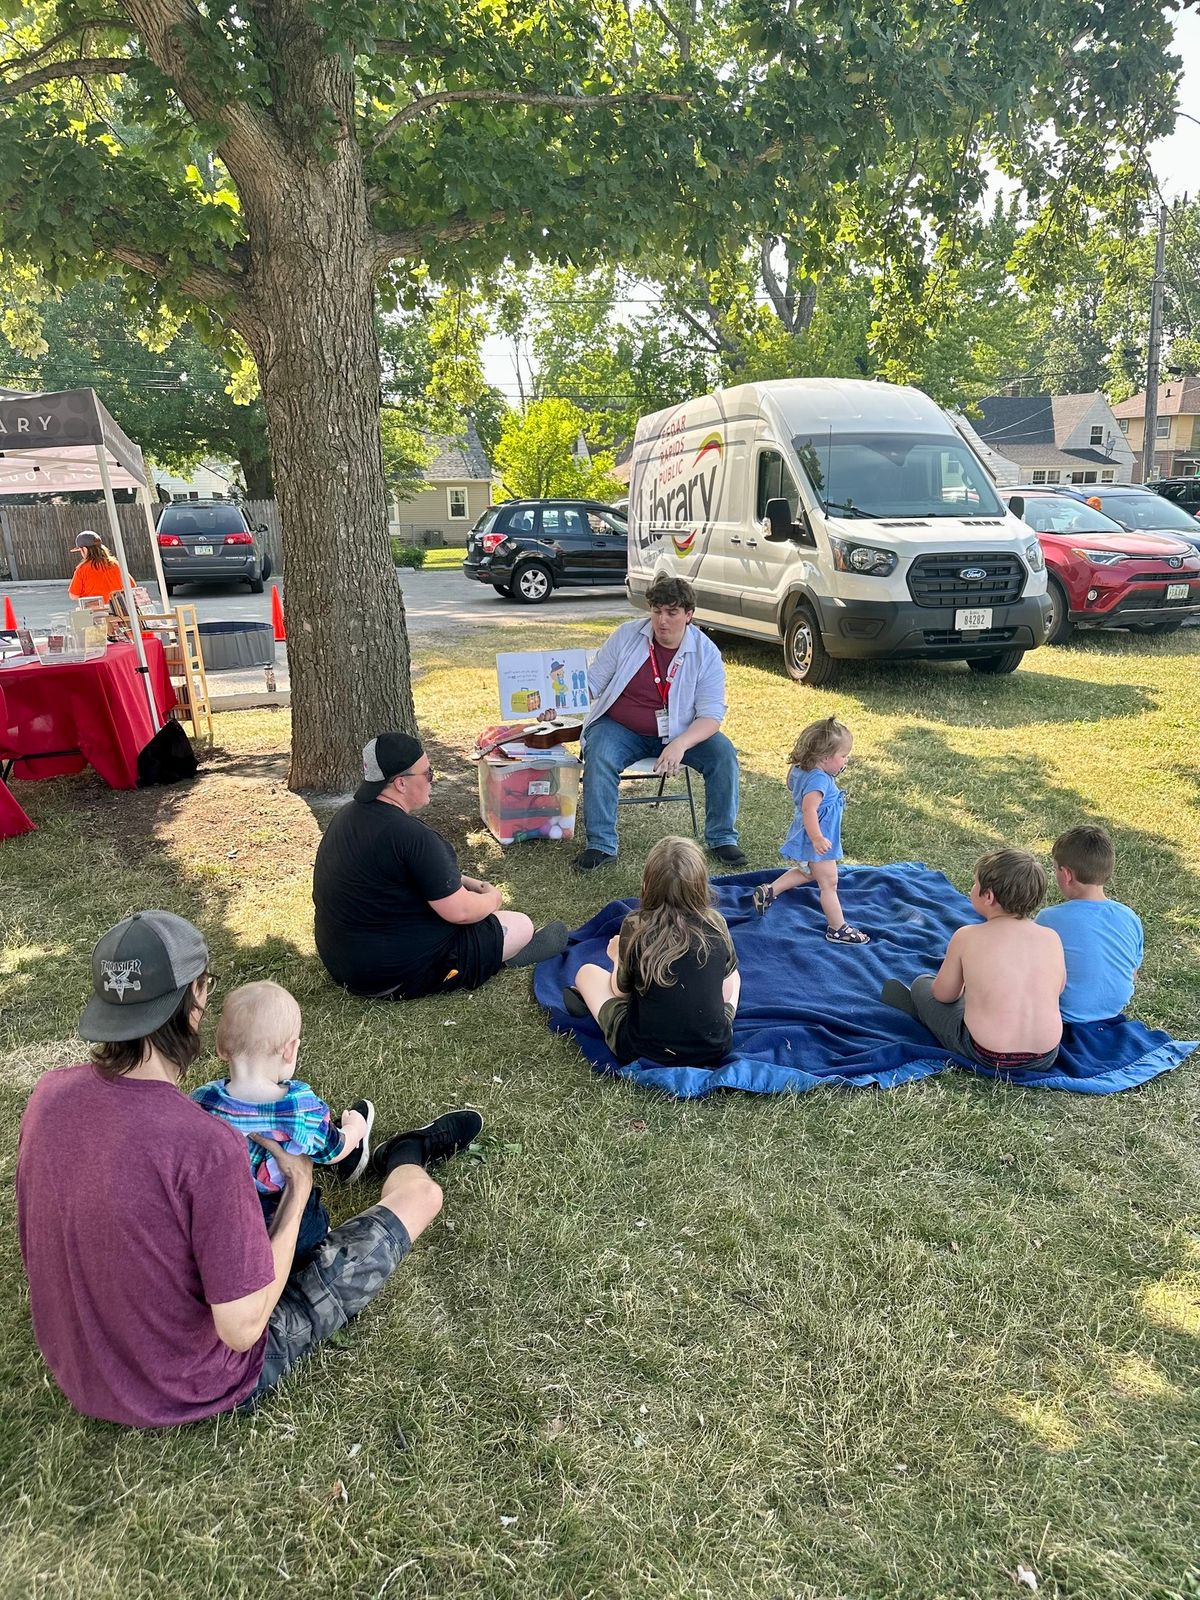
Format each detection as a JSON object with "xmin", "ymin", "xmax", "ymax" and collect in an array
[{"xmin": 533, "ymin": 863, "xmax": 1195, "ymax": 1099}]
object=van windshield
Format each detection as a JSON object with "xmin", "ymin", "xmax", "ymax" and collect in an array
[{"xmin": 792, "ymin": 432, "xmax": 1003, "ymax": 519}]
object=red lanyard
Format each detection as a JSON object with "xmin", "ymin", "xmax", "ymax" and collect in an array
[{"xmin": 648, "ymin": 639, "xmax": 676, "ymax": 707}]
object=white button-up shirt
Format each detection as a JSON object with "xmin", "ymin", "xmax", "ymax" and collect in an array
[{"xmin": 583, "ymin": 618, "xmax": 727, "ymax": 741}]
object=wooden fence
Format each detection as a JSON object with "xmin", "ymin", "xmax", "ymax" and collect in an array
[{"xmin": 0, "ymin": 498, "xmax": 449, "ymax": 581}]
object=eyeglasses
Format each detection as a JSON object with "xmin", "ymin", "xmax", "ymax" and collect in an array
[
  {"xmin": 202, "ymin": 970, "xmax": 218, "ymax": 993},
  {"xmin": 401, "ymin": 765, "xmax": 434, "ymax": 782}
]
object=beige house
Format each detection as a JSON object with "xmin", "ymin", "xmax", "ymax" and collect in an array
[
  {"xmin": 1111, "ymin": 376, "xmax": 1200, "ymax": 481},
  {"xmin": 391, "ymin": 422, "xmax": 492, "ymax": 545}
]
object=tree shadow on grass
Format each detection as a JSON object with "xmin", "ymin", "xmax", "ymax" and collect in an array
[{"xmin": 713, "ymin": 634, "xmax": 1157, "ymax": 728}]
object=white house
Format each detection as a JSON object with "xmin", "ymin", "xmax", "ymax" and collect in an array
[{"xmin": 964, "ymin": 392, "xmax": 1135, "ymax": 487}]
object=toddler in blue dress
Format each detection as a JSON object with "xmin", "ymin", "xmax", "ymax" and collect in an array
[{"xmin": 753, "ymin": 716, "xmax": 869, "ymax": 945}]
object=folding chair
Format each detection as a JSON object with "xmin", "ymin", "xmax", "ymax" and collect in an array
[{"xmin": 616, "ymin": 756, "xmax": 699, "ymax": 838}]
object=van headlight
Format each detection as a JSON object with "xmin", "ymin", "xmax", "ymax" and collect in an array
[
  {"xmin": 829, "ymin": 537, "xmax": 898, "ymax": 577},
  {"xmin": 1023, "ymin": 538, "xmax": 1045, "ymax": 573}
]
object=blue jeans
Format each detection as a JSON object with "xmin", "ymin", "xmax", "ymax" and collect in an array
[{"xmin": 581, "ymin": 717, "xmax": 740, "ymax": 857}]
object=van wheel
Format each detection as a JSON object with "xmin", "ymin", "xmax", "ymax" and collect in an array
[
  {"xmin": 1045, "ymin": 578, "xmax": 1074, "ymax": 646},
  {"xmin": 248, "ymin": 575, "xmax": 265, "ymax": 594},
  {"xmin": 514, "ymin": 562, "xmax": 552, "ymax": 604},
  {"xmin": 783, "ymin": 603, "xmax": 839, "ymax": 686},
  {"xmin": 492, "ymin": 582, "xmax": 514, "ymax": 598},
  {"xmin": 967, "ymin": 649, "xmax": 1025, "ymax": 675}
]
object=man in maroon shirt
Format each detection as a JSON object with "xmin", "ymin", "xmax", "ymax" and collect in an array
[{"xmin": 16, "ymin": 910, "xmax": 481, "ymax": 1426}]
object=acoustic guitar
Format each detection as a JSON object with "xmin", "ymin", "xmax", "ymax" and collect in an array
[{"xmin": 473, "ymin": 718, "xmax": 585, "ymax": 760}]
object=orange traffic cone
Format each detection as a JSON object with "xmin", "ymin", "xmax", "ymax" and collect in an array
[
  {"xmin": 3, "ymin": 596, "xmax": 16, "ymax": 631},
  {"xmin": 270, "ymin": 584, "xmax": 286, "ymax": 642}
]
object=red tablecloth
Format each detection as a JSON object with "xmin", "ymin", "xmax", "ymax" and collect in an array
[
  {"xmin": 0, "ymin": 640, "xmax": 177, "ymax": 790},
  {"xmin": 0, "ymin": 775, "xmax": 34, "ymax": 838}
]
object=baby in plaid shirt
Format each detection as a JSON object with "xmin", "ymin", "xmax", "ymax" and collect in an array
[{"xmin": 192, "ymin": 981, "xmax": 373, "ymax": 1260}]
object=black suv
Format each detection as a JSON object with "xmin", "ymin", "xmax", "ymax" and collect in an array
[
  {"xmin": 156, "ymin": 500, "xmax": 271, "ymax": 594},
  {"xmin": 462, "ymin": 499, "xmax": 627, "ymax": 603},
  {"xmin": 1152, "ymin": 478, "xmax": 1200, "ymax": 514}
]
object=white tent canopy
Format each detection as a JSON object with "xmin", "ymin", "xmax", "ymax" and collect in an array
[{"xmin": 0, "ymin": 386, "xmax": 169, "ymax": 731}]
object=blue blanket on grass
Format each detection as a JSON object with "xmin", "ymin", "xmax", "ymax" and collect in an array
[{"xmin": 533, "ymin": 864, "xmax": 1196, "ymax": 1098}]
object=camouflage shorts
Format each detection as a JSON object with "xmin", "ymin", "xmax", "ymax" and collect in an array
[{"xmin": 245, "ymin": 1205, "xmax": 412, "ymax": 1405}]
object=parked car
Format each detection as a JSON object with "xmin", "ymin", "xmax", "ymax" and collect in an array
[
  {"xmin": 1001, "ymin": 489, "xmax": 1200, "ymax": 643},
  {"xmin": 1150, "ymin": 477, "xmax": 1200, "ymax": 515},
  {"xmin": 462, "ymin": 500, "xmax": 628, "ymax": 603},
  {"xmin": 155, "ymin": 500, "xmax": 272, "ymax": 594},
  {"xmin": 1058, "ymin": 483, "xmax": 1200, "ymax": 554}
]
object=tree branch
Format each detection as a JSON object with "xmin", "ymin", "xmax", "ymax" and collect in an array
[
  {"xmin": 0, "ymin": 55, "xmax": 132, "ymax": 98},
  {"xmin": 373, "ymin": 207, "xmax": 522, "ymax": 267},
  {"xmin": 372, "ymin": 88, "xmax": 689, "ymax": 151},
  {"xmin": 109, "ymin": 242, "xmax": 244, "ymax": 312},
  {"xmin": 0, "ymin": 15, "xmax": 132, "ymax": 74}
]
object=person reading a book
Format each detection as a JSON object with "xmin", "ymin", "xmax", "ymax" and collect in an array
[
  {"xmin": 568, "ymin": 574, "xmax": 746, "ymax": 873},
  {"xmin": 312, "ymin": 732, "xmax": 567, "ymax": 1000}
]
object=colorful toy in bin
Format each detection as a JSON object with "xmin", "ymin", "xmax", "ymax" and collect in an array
[{"xmin": 477, "ymin": 750, "xmax": 580, "ymax": 845}]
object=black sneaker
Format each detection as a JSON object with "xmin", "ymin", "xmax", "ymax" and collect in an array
[
  {"xmin": 370, "ymin": 1109, "xmax": 484, "ymax": 1178},
  {"xmin": 709, "ymin": 844, "xmax": 748, "ymax": 866},
  {"xmin": 573, "ymin": 848, "xmax": 617, "ymax": 872},
  {"xmin": 330, "ymin": 1098, "xmax": 375, "ymax": 1184}
]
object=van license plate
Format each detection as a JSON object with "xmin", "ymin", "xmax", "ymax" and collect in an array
[
  {"xmin": 1166, "ymin": 583, "xmax": 1188, "ymax": 601},
  {"xmin": 194, "ymin": 544, "xmax": 214, "ymax": 556},
  {"xmin": 954, "ymin": 607, "xmax": 991, "ymax": 632}
]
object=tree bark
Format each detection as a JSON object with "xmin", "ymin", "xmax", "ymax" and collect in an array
[{"xmin": 237, "ymin": 161, "xmax": 417, "ymax": 793}]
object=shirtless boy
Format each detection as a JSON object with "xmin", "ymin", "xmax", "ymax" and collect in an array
[{"xmin": 881, "ymin": 847, "xmax": 1066, "ymax": 1072}]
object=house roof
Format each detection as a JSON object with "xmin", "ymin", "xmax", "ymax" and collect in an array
[
  {"xmin": 975, "ymin": 391, "xmax": 1109, "ymax": 449},
  {"xmin": 424, "ymin": 419, "xmax": 491, "ymax": 481},
  {"xmin": 997, "ymin": 444, "xmax": 1117, "ymax": 470},
  {"xmin": 1111, "ymin": 376, "xmax": 1200, "ymax": 420}
]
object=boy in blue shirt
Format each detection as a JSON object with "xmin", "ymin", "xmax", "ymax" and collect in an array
[{"xmin": 1035, "ymin": 826, "xmax": 1143, "ymax": 1022}]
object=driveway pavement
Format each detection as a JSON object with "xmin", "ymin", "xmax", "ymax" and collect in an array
[
  {"xmin": 3, "ymin": 569, "xmax": 635, "ymax": 706},
  {"xmin": 3, "ymin": 568, "xmax": 634, "ymax": 638}
]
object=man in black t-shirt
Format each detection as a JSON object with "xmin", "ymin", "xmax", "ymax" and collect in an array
[{"xmin": 314, "ymin": 732, "xmax": 565, "ymax": 1000}]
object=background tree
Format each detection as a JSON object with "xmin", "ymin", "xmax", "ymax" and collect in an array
[
  {"xmin": 0, "ymin": 275, "xmax": 272, "ymax": 493},
  {"xmin": 493, "ymin": 398, "xmax": 623, "ymax": 501},
  {"xmin": 0, "ymin": 0, "xmax": 1178, "ymax": 788}
]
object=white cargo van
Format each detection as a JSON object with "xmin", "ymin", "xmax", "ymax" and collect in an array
[{"xmin": 626, "ymin": 378, "xmax": 1051, "ymax": 684}]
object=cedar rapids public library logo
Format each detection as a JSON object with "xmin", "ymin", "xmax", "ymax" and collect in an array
[{"xmin": 634, "ymin": 405, "xmax": 727, "ymax": 563}]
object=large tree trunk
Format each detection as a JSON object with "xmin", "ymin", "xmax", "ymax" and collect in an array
[{"xmin": 238, "ymin": 162, "xmax": 416, "ymax": 793}]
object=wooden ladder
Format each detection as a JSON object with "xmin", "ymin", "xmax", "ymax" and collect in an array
[{"xmin": 137, "ymin": 604, "xmax": 214, "ymax": 745}]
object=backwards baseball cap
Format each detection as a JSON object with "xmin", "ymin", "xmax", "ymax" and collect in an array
[
  {"xmin": 79, "ymin": 911, "xmax": 209, "ymax": 1042},
  {"xmin": 355, "ymin": 731, "xmax": 425, "ymax": 803},
  {"xmin": 75, "ymin": 530, "xmax": 102, "ymax": 547}
]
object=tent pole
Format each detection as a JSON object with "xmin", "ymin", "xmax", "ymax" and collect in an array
[
  {"xmin": 138, "ymin": 483, "xmax": 169, "ymax": 605},
  {"xmin": 96, "ymin": 445, "xmax": 161, "ymax": 734}
]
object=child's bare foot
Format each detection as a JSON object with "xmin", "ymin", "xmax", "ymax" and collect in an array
[{"xmin": 753, "ymin": 884, "xmax": 776, "ymax": 916}]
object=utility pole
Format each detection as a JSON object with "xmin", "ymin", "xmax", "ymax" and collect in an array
[{"xmin": 1140, "ymin": 202, "xmax": 1168, "ymax": 485}]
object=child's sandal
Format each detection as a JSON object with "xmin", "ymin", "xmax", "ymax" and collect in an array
[
  {"xmin": 752, "ymin": 884, "xmax": 775, "ymax": 917},
  {"xmin": 826, "ymin": 924, "xmax": 870, "ymax": 945}
]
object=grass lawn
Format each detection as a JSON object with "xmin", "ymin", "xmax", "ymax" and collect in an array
[
  {"xmin": 2, "ymin": 624, "xmax": 1198, "ymax": 1600},
  {"xmin": 420, "ymin": 545, "xmax": 467, "ymax": 571}
]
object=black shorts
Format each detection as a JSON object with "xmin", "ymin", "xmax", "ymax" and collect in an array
[{"xmin": 366, "ymin": 914, "xmax": 506, "ymax": 1001}]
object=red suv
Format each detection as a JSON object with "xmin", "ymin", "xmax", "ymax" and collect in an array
[{"xmin": 1001, "ymin": 489, "xmax": 1200, "ymax": 644}]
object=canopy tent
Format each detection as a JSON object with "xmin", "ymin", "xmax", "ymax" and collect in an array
[{"xmin": 0, "ymin": 387, "xmax": 168, "ymax": 731}]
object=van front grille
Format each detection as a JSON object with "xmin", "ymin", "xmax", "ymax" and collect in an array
[{"xmin": 907, "ymin": 552, "xmax": 1025, "ymax": 608}]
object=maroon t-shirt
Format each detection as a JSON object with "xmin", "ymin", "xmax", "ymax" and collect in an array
[
  {"xmin": 16, "ymin": 1064, "xmax": 276, "ymax": 1427},
  {"xmin": 606, "ymin": 643, "xmax": 678, "ymax": 737}
]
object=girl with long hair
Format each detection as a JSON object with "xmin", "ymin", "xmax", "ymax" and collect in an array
[
  {"xmin": 67, "ymin": 530, "xmax": 125, "ymax": 603},
  {"xmin": 563, "ymin": 835, "xmax": 740, "ymax": 1067}
]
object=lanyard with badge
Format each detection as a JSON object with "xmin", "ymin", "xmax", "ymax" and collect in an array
[{"xmin": 648, "ymin": 638, "xmax": 680, "ymax": 742}]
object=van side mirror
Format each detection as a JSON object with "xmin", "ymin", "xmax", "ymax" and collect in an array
[
  {"xmin": 1008, "ymin": 495, "xmax": 1024, "ymax": 520},
  {"xmin": 764, "ymin": 497, "xmax": 816, "ymax": 547}
]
